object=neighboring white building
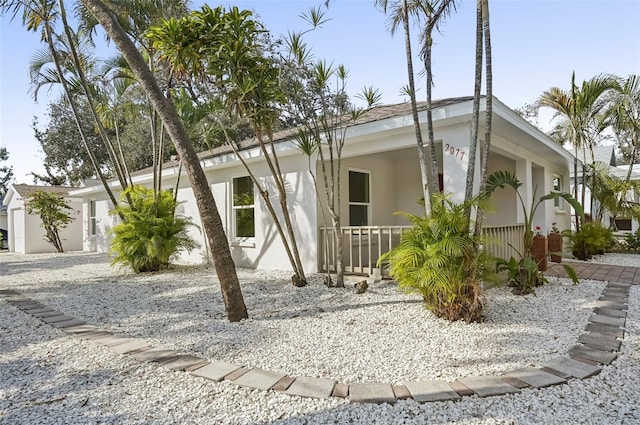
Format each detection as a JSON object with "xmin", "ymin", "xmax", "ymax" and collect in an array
[
  {"xmin": 2, "ymin": 184, "xmax": 83, "ymax": 254},
  {"xmin": 69, "ymin": 96, "xmax": 575, "ymax": 275},
  {"xmin": 572, "ymin": 145, "xmax": 640, "ymax": 233}
]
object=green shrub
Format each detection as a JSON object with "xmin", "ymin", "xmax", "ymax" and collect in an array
[
  {"xmin": 379, "ymin": 194, "xmax": 489, "ymax": 323},
  {"xmin": 110, "ymin": 186, "xmax": 197, "ymax": 272},
  {"xmin": 624, "ymin": 230, "xmax": 640, "ymax": 252},
  {"xmin": 564, "ymin": 222, "xmax": 614, "ymax": 260}
]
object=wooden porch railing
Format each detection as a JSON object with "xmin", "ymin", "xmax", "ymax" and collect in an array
[
  {"xmin": 319, "ymin": 223, "xmax": 525, "ymax": 277},
  {"xmin": 481, "ymin": 224, "xmax": 525, "ymax": 260},
  {"xmin": 319, "ymin": 226, "xmax": 411, "ymax": 277}
]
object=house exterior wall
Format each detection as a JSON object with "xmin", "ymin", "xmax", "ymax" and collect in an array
[
  {"xmin": 81, "ymin": 153, "xmax": 318, "ymax": 272},
  {"xmin": 7, "ymin": 195, "xmax": 82, "ymax": 254},
  {"xmin": 204, "ymin": 155, "xmax": 318, "ymax": 272},
  {"xmin": 83, "ymin": 195, "xmax": 118, "ymax": 253}
]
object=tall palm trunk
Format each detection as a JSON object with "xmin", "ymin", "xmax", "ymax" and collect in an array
[
  {"xmin": 58, "ymin": 0, "xmax": 130, "ymax": 192},
  {"xmin": 465, "ymin": 0, "xmax": 483, "ymax": 217},
  {"xmin": 401, "ymin": 0, "xmax": 433, "ymax": 213},
  {"xmin": 81, "ymin": 0, "xmax": 248, "ymax": 322},
  {"xmin": 473, "ymin": 0, "xmax": 493, "ymax": 238},
  {"xmin": 41, "ymin": 20, "xmax": 121, "ymax": 216}
]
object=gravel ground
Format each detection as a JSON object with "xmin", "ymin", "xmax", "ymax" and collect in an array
[{"xmin": 1, "ymin": 251, "xmax": 639, "ymax": 424}]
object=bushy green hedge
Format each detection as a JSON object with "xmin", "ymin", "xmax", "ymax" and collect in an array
[
  {"xmin": 110, "ymin": 186, "xmax": 197, "ymax": 272},
  {"xmin": 379, "ymin": 194, "xmax": 488, "ymax": 323},
  {"xmin": 564, "ymin": 222, "xmax": 614, "ymax": 260}
]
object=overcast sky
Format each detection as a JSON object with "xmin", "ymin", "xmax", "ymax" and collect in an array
[{"xmin": 1, "ymin": 0, "xmax": 639, "ymax": 184}]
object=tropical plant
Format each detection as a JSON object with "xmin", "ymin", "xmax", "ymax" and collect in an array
[
  {"xmin": 496, "ymin": 255, "xmax": 547, "ymax": 296},
  {"xmin": 109, "ymin": 185, "xmax": 196, "ymax": 272},
  {"xmin": 146, "ymin": 5, "xmax": 309, "ymax": 287},
  {"xmin": 563, "ymin": 221, "xmax": 614, "ymax": 260},
  {"xmin": 588, "ymin": 162, "xmax": 640, "ymax": 227},
  {"xmin": 80, "ymin": 0, "xmax": 248, "ymax": 321},
  {"xmin": 379, "ymin": 193, "xmax": 490, "ymax": 323},
  {"xmin": 624, "ymin": 229, "xmax": 640, "ymax": 252},
  {"xmin": 485, "ymin": 171, "xmax": 582, "ymax": 294},
  {"xmin": 25, "ymin": 189, "xmax": 74, "ymax": 253},
  {"xmin": 1, "ymin": 0, "xmax": 121, "ymax": 211},
  {"xmin": 538, "ymin": 73, "xmax": 618, "ymax": 230}
]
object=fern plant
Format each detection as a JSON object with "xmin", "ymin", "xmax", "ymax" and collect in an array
[
  {"xmin": 109, "ymin": 186, "xmax": 197, "ymax": 272},
  {"xmin": 564, "ymin": 222, "xmax": 614, "ymax": 260},
  {"xmin": 379, "ymin": 194, "xmax": 490, "ymax": 323}
]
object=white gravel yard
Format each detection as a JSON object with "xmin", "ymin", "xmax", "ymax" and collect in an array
[{"xmin": 1, "ymin": 251, "xmax": 639, "ymax": 424}]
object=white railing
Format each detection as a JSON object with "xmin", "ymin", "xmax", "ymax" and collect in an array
[
  {"xmin": 319, "ymin": 223, "xmax": 525, "ymax": 277},
  {"xmin": 319, "ymin": 226, "xmax": 411, "ymax": 277},
  {"xmin": 482, "ymin": 224, "xmax": 525, "ymax": 260}
]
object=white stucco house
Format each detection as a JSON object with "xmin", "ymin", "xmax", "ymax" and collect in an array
[
  {"xmin": 69, "ymin": 96, "xmax": 574, "ymax": 275},
  {"xmin": 2, "ymin": 184, "xmax": 83, "ymax": 254}
]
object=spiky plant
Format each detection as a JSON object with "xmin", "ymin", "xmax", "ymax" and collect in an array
[
  {"xmin": 110, "ymin": 185, "xmax": 197, "ymax": 272},
  {"xmin": 380, "ymin": 193, "xmax": 488, "ymax": 323}
]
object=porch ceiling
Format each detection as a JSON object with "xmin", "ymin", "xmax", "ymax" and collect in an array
[{"xmin": 491, "ymin": 114, "xmax": 571, "ymax": 168}]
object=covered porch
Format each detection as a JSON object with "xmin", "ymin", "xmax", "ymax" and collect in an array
[
  {"xmin": 319, "ymin": 223, "xmax": 525, "ymax": 277},
  {"xmin": 316, "ymin": 144, "xmax": 564, "ymax": 277}
]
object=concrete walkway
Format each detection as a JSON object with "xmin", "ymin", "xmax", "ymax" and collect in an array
[{"xmin": 0, "ymin": 260, "xmax": 634, "ymax": 404}]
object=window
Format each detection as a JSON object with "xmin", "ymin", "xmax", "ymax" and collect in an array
[
  {"xmin": 233, "ymin": 176, "xmax": 255, "ymax": 238},
  {"xmin": 349, "ymin": 170, "xmax": 370, "ymax": 226},
  {"xmin": 552, "ymin": 175, "xmax": 563, "ymax": 209},
  {"xmin": 89, "ymin": 200, "xmax": 97, "ymax": 237}
]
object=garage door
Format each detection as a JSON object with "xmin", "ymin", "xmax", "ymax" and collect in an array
[{"xmin": 11, "ymin": 209, "xmax": 24, "ymax": 253}]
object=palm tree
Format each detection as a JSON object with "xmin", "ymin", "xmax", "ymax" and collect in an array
[
  {"xmin": 415, "ymin": 0, "xmax": 457, "ymax": 200},
  {"xmin": 609, "ymin": 75, "xmax": 640, "ymax": 184},
  {"xmin": 471, "ymin": 0, "xmax": 493, "ymax": 238},
  {"xmin": 375, "ymin": 0, "xmax": 435, "ymax": 213},
  {"xmin": 79, "ymin": 0, "xmax": 248, "ymax": 322},
  {"xmin": 147, "ymin": 5, "xmax": 311, "ymax": 287},
  {"xmin": 538, "ymin": 73, "xmax": 617, "ymax": 230},
  {"xmin": 2, "ymin": 0, "xmax": 122, "ymax": 212}
]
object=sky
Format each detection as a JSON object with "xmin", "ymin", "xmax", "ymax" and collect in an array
[{"xmin": 1, "ymin": 0, "xmax": 639, "ymax": 184}]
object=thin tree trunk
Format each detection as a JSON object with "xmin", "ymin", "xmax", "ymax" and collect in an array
[
  {"xmin": 59, "ymin": 0, "xmax": 129, "ymax": 191},
  {"xmin": 401, "ymin": 0, "xmax": 432, "ymax": 214},
  {"xmin": 465, "ymin": 0, "xmax": 483, "ymax": 221},
  {"xmin": 81, "ymin": 0, "xmax": 248, "ymax": 322},
  {"xmin": 424, "ymin": 36, "xmax": 440, "ymax": 195},
  {"xmin": 473, "ymin": 0, "xmax": 493, "ymax": 239},
  {"xmin": 42, "ymin": 21, "xmax": 121, "ymax": 217}
]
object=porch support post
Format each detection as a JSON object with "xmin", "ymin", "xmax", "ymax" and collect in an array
[{"xmin": 515, "ymin": 159, "xmax": 532, "ymax": 224}]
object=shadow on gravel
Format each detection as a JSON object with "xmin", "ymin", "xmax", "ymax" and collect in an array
[
  {"xmin": 0, "ymin": 252, "xmax": 109, "ymax": 277},
  {"xmin": 0, "ymin": 353, "xmax": 138, "ymax": 424}
]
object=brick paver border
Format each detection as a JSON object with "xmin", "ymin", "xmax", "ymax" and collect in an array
[{"xmin": 0, "ymin": 261, "xmax": 633, "ymax": 404}]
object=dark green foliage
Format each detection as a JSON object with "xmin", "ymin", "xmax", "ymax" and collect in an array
[
  {"xmin": 496, "ymin": 256, "xmax": 546, "ymax": 295},
  {"xmin": 624, "ymin": 230, "xmax": 640, "ymax": 252},
  {"xmin": 110, "ymin": 186, "xmax": 197, "ymax": 272},
  {"xmin": 25, "ymin": 190, "xmax": 74, "ymax": 253},
  {"xmin": 379, "ymin": 194, "xmax": 489, "ymax": 323},
  {"xmin": 564, "ymin": 222, "xmax": 615, "ymax": 260},
  {"xmin": 0, "ymin": 147, "xmax": 13, "ymax": 198}
]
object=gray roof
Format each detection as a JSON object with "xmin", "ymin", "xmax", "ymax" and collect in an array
[
  {"xmin": 11, "ymin": 184, "xmax": 72, "ymax": 198},
  {"xmin": 130, "ymin": 97, "xmax": 477, "ymax": 178},
  {"xmin": 574, "ymin": 145, "xmax": 616, "ymax": 166}
]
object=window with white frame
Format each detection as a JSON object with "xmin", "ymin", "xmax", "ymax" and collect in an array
[
  {"xmin": 232, "ymin": 176, "xmax": 255, "ymax": 238},
  {"xmin": 348, "ymin": 170, "xmax": 370, "ymax": 226},
  {"xmin": 552, "ymin": 174, "xmax": 563, "ymax": 209},
  {"xmin": 89, "ymin": 200, "xmax": 97, "ymax": 237}
]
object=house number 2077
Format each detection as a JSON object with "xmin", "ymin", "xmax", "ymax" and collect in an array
[{"xmin": 444, "ymin": 143, "xmax": 466, "ymax": 160}]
